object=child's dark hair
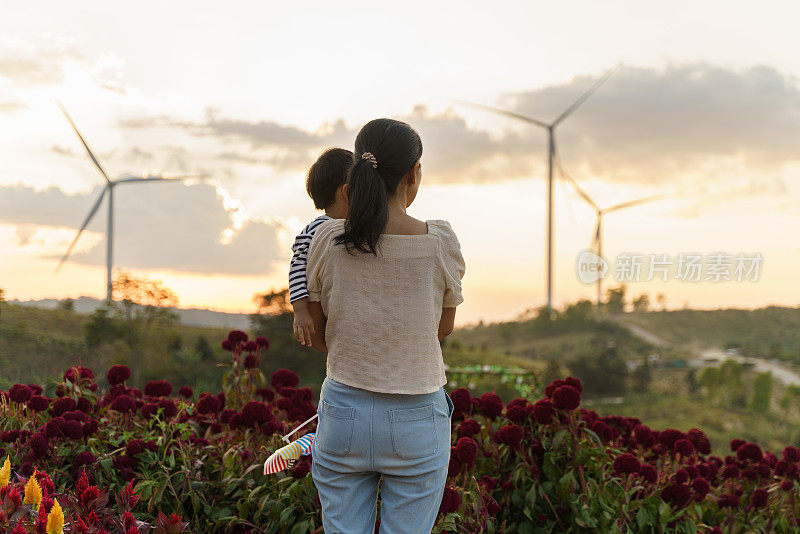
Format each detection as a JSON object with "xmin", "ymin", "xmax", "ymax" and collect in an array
[
  {"xmin": 334, "ymin": 118, "xmax": 422, "ymax": 255},
  {"xmin": 306, "ymin": 148, "xmax": 354, "ymax": 210}
]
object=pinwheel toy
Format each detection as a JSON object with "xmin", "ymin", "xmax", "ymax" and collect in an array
[{"xmin": 263, "ymin": 414, "xmax": 318, "ymax": 475}]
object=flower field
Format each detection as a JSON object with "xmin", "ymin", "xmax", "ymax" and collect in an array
[{"xmin": 1, "ymin": 331, "xmax": 799, "ymax": 533}]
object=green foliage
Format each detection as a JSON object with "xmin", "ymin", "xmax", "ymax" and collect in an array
[
  {"xmin": 750, "ymin": 371, "xmax": 773, "ymax": 413},
  {"xmin": 569, "ymin": 345, "xmax": 628, "ymax": 398}
]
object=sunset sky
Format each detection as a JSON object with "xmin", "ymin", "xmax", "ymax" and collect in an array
[{"xmin": 1, "ymin": 1, "xmax": 799, "ymax": 325}]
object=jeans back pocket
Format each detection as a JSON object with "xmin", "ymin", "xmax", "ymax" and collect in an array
[
  {"xmin": 389, "ymin": 403, "xmax": 438, "ymax": 459},
  {"xmin": 316, "ymin": 399, "xmax": 355, "ymax": 456}
]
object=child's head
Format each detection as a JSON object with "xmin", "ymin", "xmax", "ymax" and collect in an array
[{"xmin": 306, "ymin": 148, "xmax": 353, "ymax": 214}]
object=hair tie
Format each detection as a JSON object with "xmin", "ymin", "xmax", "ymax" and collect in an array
[{"xmin": 361, "ymin": 152, "xmax": 377, "ymax": 169}]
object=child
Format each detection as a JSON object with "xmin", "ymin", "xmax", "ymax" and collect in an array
[{"xmin": 290, "ymin": 148, "xmax": 353, "ymax": 346}]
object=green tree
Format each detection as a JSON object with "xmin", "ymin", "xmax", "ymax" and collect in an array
[
  {"xmin": 632, "ymin": 294, "xmax": 650, "ymax": 313},
  {"xmin": 631, "ymin": 355, "xmax": 652, "ymax": 392},
  {"xmin": 604, "ymin": 285, "xmax": 627, "ymax": 314},
  {"xmin": 57, "ymin": 298, "xmax": 75, "ymax": 311},
  {"xmin": 750, "ymin": 371, "xmax": 773, "ymax": 413},
  {"xmin": 569, "ymin": 345, "xmax": 628, "ymax": 397},
  {"xmin": 195, "ymin": 336, "xmax": 215, "ymax": 362}
]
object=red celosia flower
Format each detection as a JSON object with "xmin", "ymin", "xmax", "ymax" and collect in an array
[
  {"xmin": 484, "ymin": 494, "xmax": 501, "ymax": 516},
  {"xmin": 438, "ymin": 486, "xmax": 461, "ymax": 515},
  {"xmin": 73, "ymin": 451, "xmax": 95, "ymax": 468},
  {"xmin": 613, "ymin": 453, "xmax": 641, "ymax": 475},
  {"xmin": 479, "ymin": 392, "xmax": 504, "ymax": 418},
  {"xmin": 228, "ymin": 330, "xmax": 248, "ymax": 343},
  {"xmin": 27, "ymin": 394, "xmax": 50, "ymax": 412},
  {"xmin": 126, "ymin": 439, "xmax": 146, "ymax": 456},
  {"xmin": 687, "ymin": 428, "xmax": 712, "ymax": 455},
  {"xmin": 736, "ymin": 442, "xmax": 763, "ymax": 463},
  {"xmin": 277, "ymin": 386, "xmax": 297, "ymax": 399},
  {"xmin": 51, "ymin": 396, "xmax": 77, "ymax": 417},
  {"xmin": 242, "ymin": 401, "xmax": 270, "ymax": 423},
  {"xmin": 786, "ymin": 463, "xmax": 800, "ymax": 480},
  {"xmin": 455, "ymin": 437, "xmax": 478, "ymax": 468},
  {"xmin": 144, "ymin": 380, "xmax": 173, "ymax": 397},
  {"xmin": 674, "ymin": 469, "xmax": 689, "ymax": 484},
  {"xmin": 106, "ymin": 365, "xmax": 131, "ymax": 385},
  {"xmin": 545, "ymin": 379, "xmax": 566, "ymax": 398},
  {"xmin": 784, "ymin": 446, "xmax": 800, "ymax": 463},
  {"xmin": 256, "ymin": 336, "xmax": 270, "ymax": 349},
  {"xmin": 564, "ymin": 376, "xmax": 583, "ymax": 394},
  {"xmin": 639, "ymin": 464, "xmax": 658, "ymax": 483},
  {"xmin": 1, "ymin": 430, "xmax": 19, "ymax": 443},
  {"xmin": 505, "ymin": 404, "xmax": 530, "ymax": 424},
  {"xmin": 29, "ymin": 432, "xmax": 49, "ymax": 456},
  {"xmin": 447, "ymin": 457, "xmax": 461, "ymax": 478},
  {"xmin": 9, "ymin": 384, "xmax": 32, "ymax": 403},
  {"xmin": 291, "ymin": 460, "xmax": 311, "ymax": 479},
  {"xmin": 245, "ymin": 340, "xmax": 258, "ymax": 352},
  {"xmin": 661, "ymin": 483, "xmax": 692, "ymax": 508},
  {"xmin": 178, "ymin": 386, "xmax": 193, "ymax": 398},
  {"xmin": 45, "ymin": 417, "xmax": 66, "ymax": 438},
  {"xmin": 158, "ymin": 398, "xmax": 178, "ymax": 419},
  {"xmin": 64, "ymin": 410, "xmax": 87, "ymax": 422},
  {"xmin": 552, "ymin": 386, "xmax": 580, "ymax": 411},
  {"xmin": 111, "ymin": 395, "xmax": 136, "ymax": 413},
  {"xmin": 730, "ymin": 438, "xmax": 746, "ymax": 452},
  {"xmin": 270, "ymin": 369, "xmax": 300, "ymax": 389},
  {"xmin": 658, "ymin": 429, "xmax": 687, "ymax": 449},
  {"xmin": 781, "ymin": 480, "xmax": 794, "ymax": 491},
  {"xmin": 494, "ymin": 424, "xmax": 524, "ymax": 449},
  {"xmin": 456, "ymin": 419, "xmax": 481, "ymax": 439},
  {"xmin": 82, "ymin": 419, "xmax": 99, "ymax": 438},
  {"xmin": 692, "ymin": 477, "xmax": 710, "ymax": 498},
  {"xmin": 674, "ymin": 439, "xmax": 695, "ymax": 457},
  {"xmin": 219, "ymin": 409, "xmax": 236, "ymax": 423},
  {"xmin": 533, "ymin": 399, "xmax": 554, "ymax": 424},
  {"xmin": 221, "ymin": 339, "xmax": 233, "ymax": 351},
  {"xmin": 196, "ymin": 394, "xmax": 222, "ymax": 415},
  {"xmin": 64, "ymin": 421, "xmax": 84, "ymax": 440},
  {"xmin": 449, "ymin": 388, "xmax": 472, "ymax": 413},
  {"xmin": 81, "ymin": 485, "xmax": 100, "ymax": 506},
  {"xmin": 751, "ymin": 487, "xmax": 768, "ymax": 508},
  {"xmin": 633, "ymin": 424, "xmax": 654, "ymax": 447},
  {"xmin": 479, "ymin": 475, "xmax": 499, "ymax": 490},
  {"xmin": 722, "ymin": 465, "xmax": 740, "ymax": 479},
  {"xmin": 244, "ymin": 354, "xmax": 260, "ymax": 369}
]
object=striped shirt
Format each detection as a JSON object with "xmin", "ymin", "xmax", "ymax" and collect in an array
[{"xmin": 289, "ymin": 214, "xmax": 331, "ymax": 303}]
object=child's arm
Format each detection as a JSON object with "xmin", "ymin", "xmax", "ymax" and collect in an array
[{"xmin": 292, "ymin": 297, "xmax": 315, "ymax": 346}]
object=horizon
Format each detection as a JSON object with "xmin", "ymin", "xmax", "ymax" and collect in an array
[{"xmin": 2, "ymin": 1, "xmax": 799, "ymax": 326}]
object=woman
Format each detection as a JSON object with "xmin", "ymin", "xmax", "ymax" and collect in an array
[{"xmin": 305, "ymin": 118, "xmax": 466, "ymax": 533}]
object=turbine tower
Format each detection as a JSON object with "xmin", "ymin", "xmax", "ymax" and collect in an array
[
  {"xmin": 56, "ymin": 102, "xmax": 203, "ymax": 301},
  {"xmin": 460, "ymin": 67, "xmax": 617, "ymax": 312},
  {"xmin": 558, "ymin": 160, "xmax": 664, "ymax": 305}
]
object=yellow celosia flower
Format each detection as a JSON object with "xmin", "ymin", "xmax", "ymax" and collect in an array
[
  {"xmin": 46, "ymin": 499, "xmax": 64, "ymax": 534},
  {"xmin": 0, "ymin": 456, "xmax": 9, "ymax": 488},
  {"xmin": 23, "ymin": 474, "xmax": 42, "ymax": 506}
]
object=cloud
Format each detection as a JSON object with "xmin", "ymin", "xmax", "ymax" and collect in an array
[
  {"xmin": 0, "ymin": 182, "xmax": 286, "ymax": 275},
  {"xmin": 0, "ymin": 41, "xmax": 85, "ymax": 86},
  {"xmin": 506, "ymin": 63, "xmax": 800, "ymax": 182},
  {"xmin": 0, "ymin": 101, "xmax": 27, "ymax": 113},
  {"xmin": 115, "ymin": 63, "xmax": 800, "ymax": 189}
]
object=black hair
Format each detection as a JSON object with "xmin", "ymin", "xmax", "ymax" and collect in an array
[
  {"xmin": 306, "ymin": 148, "xmax": 354, "ymax": 210},
  {"xmin": 334, "ymin": 118, "xmax": 423, "ymax": 255}
]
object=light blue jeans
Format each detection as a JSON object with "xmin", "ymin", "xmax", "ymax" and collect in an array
[{"xmin": 311, "ymin": 376, "xmax": 455, "ymax": 534}]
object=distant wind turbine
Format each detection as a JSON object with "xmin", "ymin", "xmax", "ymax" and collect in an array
[
  {"xmin": 55, "ymin": 102, "xmax": 205, "ymax": 301},
  {"xmin": 459, "ymin": 66, "xmax": 617, "ymax": 311},
  {"xmin": 557, "ymin": 160, "xmax": 664, "ymax": 305}
]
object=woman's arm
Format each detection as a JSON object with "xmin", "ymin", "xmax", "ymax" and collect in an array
[
  {"xmin": 438, "ymin": 307, "xmax": 456, "ymax": 341},
  {"xmin": 308, "ymin": 301, "xmax": 328, "ymax": 353}
]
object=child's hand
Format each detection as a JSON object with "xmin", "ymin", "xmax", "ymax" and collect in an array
[{"xmin": 293, "ymin": 309, "xmax": 315, "ymax": 346}]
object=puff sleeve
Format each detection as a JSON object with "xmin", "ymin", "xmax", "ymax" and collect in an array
[
  {"xmin": 305, "ymin": 219, "xmax": 340, "ymax": 302},
  {"xmin": 431, "ymin": 220, "xmax": 466, "ymax": 308}
]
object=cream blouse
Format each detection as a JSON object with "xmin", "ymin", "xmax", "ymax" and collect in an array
[{"xmin": 306, "ymin": 218, "xmax": 465, "ymax": 394}]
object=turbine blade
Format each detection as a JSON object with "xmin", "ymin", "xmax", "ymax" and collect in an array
[
  {"xmin": 604, "ymin": 194, "xmax": 666, "ymax": 214},
  {"xmin": 114, "ymin": 173, "xmax": 208, "ymax": 184},
  {"xmin": 455, "ymin": 100, "xmax": 549, "ymax": 128},
  {"xmin": 57, "ymin": 101, "xmax": 111, "ymax": 183},
  {"xmin": 55, "ymin": 187, "xmax": 107, "ymax": 272},
  {"xmin": 591, "ymin": 218, "xmax": 601, "ymax": 249},
  {"xmin": 553, "ymin": 65, "xmax": 618, "ymax": 126},
  {"xmin": 556, "ymin": 158, "xmax": 599, "ymax": 211}
]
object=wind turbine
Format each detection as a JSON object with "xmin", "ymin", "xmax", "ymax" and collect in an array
[
  {"xmin": 55, "ymin": 102, "xmax": 204, "ymax": 301},
  {"xmin": 557, "ymin": 159, "xmax": 664, "ymax": 305},
  {"xmin": 459, "ymin": 67, "xmax": 617, "ymax": 311}
]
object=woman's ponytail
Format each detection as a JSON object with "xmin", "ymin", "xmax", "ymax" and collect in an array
[{"xmin": 335, "ymin": 119, "xmax": 423, "ymax": 255}]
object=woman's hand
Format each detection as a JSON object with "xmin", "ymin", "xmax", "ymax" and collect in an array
[{"xmin": 438, "ymin": 307, "xmax": 456, "ymax": 341}]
